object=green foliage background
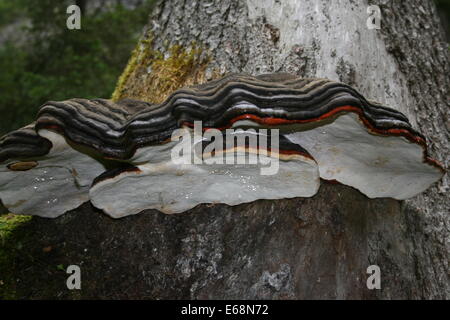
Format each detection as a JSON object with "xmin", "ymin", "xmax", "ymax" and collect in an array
[{"xmin": 0, "ymin": 0, "xmax": 153, "ymax": 135}]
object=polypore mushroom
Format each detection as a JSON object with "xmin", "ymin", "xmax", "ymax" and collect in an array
[
  {"xmin": 283, "ymin": 112, "xmax": 443, "ymax": 199},
  {"xmin": 35, "ymin": 98, "xmax": 176, "ymax": 160},
  {"xmin": 171, "ymin": 73, "xmax": 444, "ymax": 200},
  {"xmin": 0, "ymin": 123, "xmax": 105, "ymax": 217},
  {"xmin": 89, "ymin": 128, "xmax": 319, "ymax": 217},
  {"xmin": 0, "ymin": 73, "xmax": 444, "ymax": 218}
]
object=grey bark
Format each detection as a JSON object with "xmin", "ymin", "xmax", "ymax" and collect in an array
[
  {"xmin": 5, "ymin": 0, "xmax": 448, "ymax": 299},
  {"xmin": 141, "ymin": 0, "xmax": 449, "ymax": 299}
]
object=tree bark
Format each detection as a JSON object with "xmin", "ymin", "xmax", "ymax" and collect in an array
[{"xmin": 5, "ymin": 0, "xmax": 448, "ymax": 299}]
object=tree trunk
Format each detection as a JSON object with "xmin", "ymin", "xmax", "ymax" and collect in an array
[{"xmin": 4, "ymin": 0, "xmax": 448, "ymax": 299}]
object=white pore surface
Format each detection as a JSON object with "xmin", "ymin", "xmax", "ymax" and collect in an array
[
  {"xmin": 0, "ymin": 130, "xmax": 105, "ymax": 217},
  {"xmin": 90, "ymin": 152, "xmax": 319, "ymax": 218},
  {"xmin": 284, "ymin": 113, "xmax": 443, "ymax": 199},
  {"xmin": 130, "ymin": 140, "xmax": 179, "ymax": 163}
]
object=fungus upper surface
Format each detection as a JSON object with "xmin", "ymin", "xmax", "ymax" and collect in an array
[{"xmin": 0, "ymin": 73, "xmax": 444, "ymax": 218}]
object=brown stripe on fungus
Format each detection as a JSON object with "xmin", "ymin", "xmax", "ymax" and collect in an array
[
  {"xmin": 92, "ymin": 164, "xmax": 142, "ymax": 186},
  {"xmin": 198, "ymin": 130, "xmax": 316, "ymax": 161},
  {"xmin": 7, "ymin": 161, "xmax": 39, "ymax": 171}
]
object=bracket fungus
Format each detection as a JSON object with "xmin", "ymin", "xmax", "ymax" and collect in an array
[
  {"xmin": 89, "ymin": 129, "xmax": 320, "ymax": 217},
  {"xmin": 0, "ymin": 124, "xmax": 105, "ymax": 217},
  {"xmin": 0, "ymin": 73, "xmax": 444, "ymax": 218}
]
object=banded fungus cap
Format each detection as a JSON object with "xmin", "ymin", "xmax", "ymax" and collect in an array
[{"xmin": 0, "ymin": 73, "xmax": 444, "ymax": 218}]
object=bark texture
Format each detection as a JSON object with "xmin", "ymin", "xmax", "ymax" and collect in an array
[{"xmin": 3, "ymin": 0, "xmax": 448, "ymax": 299}]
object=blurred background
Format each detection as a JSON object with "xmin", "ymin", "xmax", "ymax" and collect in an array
[
  {"xmin": 0, "ymin": 0, "xmax": 155, "ymax": 135},
  {"xmin": 0, "ymin": 0, "xmax": 448, "ymax": 136}
]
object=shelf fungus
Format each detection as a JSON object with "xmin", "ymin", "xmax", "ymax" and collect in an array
[
  {"xmin": 0, "ymin": 124, "xmax": 105, "ymax": 217},
  {"xmin": 0, "ymin": 73, "xmax": 444, "ymax": 218},
  {"xmin": 89, "ymin": 129, "xmax": 320, "ymax": 217}
]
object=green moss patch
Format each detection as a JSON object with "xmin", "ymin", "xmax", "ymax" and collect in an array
[
  {"xmin": 112, "ymin": 37, "xmax": 212, "ymax": 103},
  {"xmin": 0, "ymin": 213, "xmax": 33, "ymax": 299}
]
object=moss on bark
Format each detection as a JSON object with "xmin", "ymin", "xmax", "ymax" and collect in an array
[{"xmin": 112, "ymin": 35, "xmax": 211, "ymax": 103}]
